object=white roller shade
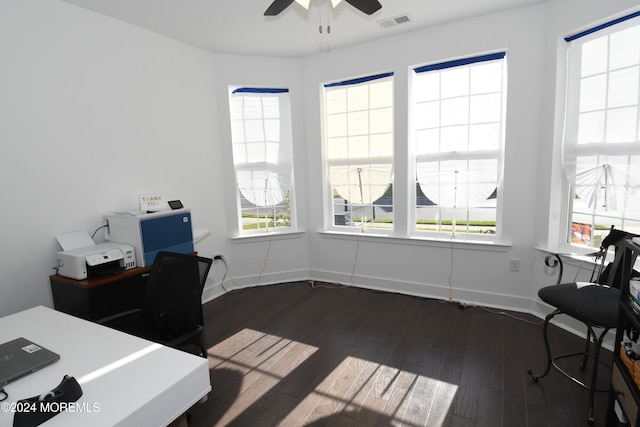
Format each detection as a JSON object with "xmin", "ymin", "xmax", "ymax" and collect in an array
[
  {"xmin": 324, "ymin": 73, "xmax": 394, "ymax": 205},
  {"xmin": 417, "ymin": 159, "xmax": 497, "ymax": 208},
  {"xmin": 229, "ymin": 88, "xmax": 292, "ymax": 207},
  {"xmin": 563, "ymin": 15, "xmax": 640, "ymax": 211},
  {"xmin": 413, "ymin": 53, "xmax": 505, "ymax": 208}
]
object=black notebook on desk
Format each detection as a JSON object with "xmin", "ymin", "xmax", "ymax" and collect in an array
[{"xmin": 0, "ymin": 338, "xmax": 60, "ymax": 387}]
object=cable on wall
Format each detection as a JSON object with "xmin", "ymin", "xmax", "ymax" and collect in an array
[
  {"xmin": 447, "ymin": 239, "xmax": 455, "ymax": 302},
  {"xmin": 307, "ymin": 227, "xmax": 544, "ymax": 326},
  {"xmin": 346, "ymin": 218, "xmax": 370, "ymax": 287},
  {"xmin": 256, "ymin": 234, "xmax": 273, "ymax": 286},
  {"xmin": 216, "ymin": 255, "xmax": 240, "ymax": 294},
  {"xmin": 349, "ymin": 230, "xmax": 362, "ymax": 286}
]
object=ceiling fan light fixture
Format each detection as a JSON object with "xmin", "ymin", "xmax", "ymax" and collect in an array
[
  {"xmin": 265, "ymin": 0, "xmax": 380, "ymax": 16},
  {"xmin": 295, "ymin": 0, "xmax": 311, "ymax": 10}
]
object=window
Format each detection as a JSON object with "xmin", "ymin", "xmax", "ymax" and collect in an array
[
  {"xmin": 228, "ymin": 87, "xmax": 295, "ymax": 233},
  {"xmin": 322, "ymin": 73, "xmax": 394, "ymax": 230},
  {"xmin": 563, "ymin": 14, "xmax": 640, "ymax": 248},
  {"xmin": 411, "ymin": 52, "xmax": 507, "ymax": 239}
]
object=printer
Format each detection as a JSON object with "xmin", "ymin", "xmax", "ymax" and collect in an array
[{"xmin": 56, "ymin": 242, "xmax": 136, "ymax": 280}]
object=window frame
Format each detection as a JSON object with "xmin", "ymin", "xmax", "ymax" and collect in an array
[
  {"xmin": 558, "ymin": 12, "xmax": 640, "ymax": 251},
  {"xmin": 321, "ymin": 72, "xmax": 395, "ymax": 234},
  {"xmin": 409, "ymin": 52, "xmax": 508, "ymax": 242},
  {"xmin": 228, "ymin": 86, "xmax": 297, "ymax": 236}
]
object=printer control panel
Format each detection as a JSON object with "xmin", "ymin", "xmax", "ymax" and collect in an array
[{"xmin": 86, "ymin": 248, "xmax": 125, "ymax": 267}]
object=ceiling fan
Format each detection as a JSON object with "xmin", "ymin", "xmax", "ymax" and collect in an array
[{"xmin": 264, "ymin": 0, "xmax": 382, "ymax": 16}]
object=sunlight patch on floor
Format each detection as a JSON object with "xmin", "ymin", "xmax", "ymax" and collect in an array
[
  {"xmin": 284, "ymin": 355, "xmax": 458, "ymax": 427},
  {"xmin": 206, "ymin": 331, "xmax": 457, "ymax": 426},
  {"xmin": 207, "ymin": 328, "xmax": 319, "ymax": 425}
]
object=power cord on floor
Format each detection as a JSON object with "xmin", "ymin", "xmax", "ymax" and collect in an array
[
  {"xmin": 308, "ymin": 280, "xmax": 350, "ymax": 289},
  {"xmin": 476, "ymin": 305, "xmax": 544, "ymax": 325},
  {"xmin": 309, "ymin": 277, "xmax": 543, "ymax": 326}
]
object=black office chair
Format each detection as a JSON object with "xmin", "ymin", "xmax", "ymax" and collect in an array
[
  {"xmin": 98, "ymin": 251, "xmax": 213, "ymax": 357},
  {"xmin": 527, "ymin": 226, "xmax": 638, "ymax": 424}
]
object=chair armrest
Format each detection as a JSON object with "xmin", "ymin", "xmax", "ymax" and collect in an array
[{"xmin": 544, "ymin": 254, "xmax": 564, "ymax": 285}]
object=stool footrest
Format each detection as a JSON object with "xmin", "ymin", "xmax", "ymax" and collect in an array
[{"xmin": 551, "ymin": 352, "xmax": 609, "ymax": 392}]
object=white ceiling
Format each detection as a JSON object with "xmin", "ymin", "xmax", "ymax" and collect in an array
[{"xmin": 59, "ymin": 0, "xmax": 545, "ymax": 57}]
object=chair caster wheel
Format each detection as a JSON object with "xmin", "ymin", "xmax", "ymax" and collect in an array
[{"xmin": 588, "ymin": 416, "xmax": 594, "ymax": 425}]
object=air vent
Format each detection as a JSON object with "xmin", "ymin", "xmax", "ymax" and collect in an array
[{"xmin": 378, "ymin": 14, "xmax": 411, "ymax": 28}]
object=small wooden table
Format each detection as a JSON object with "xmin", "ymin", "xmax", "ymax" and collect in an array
[{"xmin": 50, "ymin": 267, "xmax": 152, "ymax": 321}]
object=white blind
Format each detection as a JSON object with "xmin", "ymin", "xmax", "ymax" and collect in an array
[
  {"xmin": 229, "ymin": 88, "xmax": 293, "ymax": 207},
  {"xmin": 413, "ymin": 53, "xmax": 506, "ymax": 208},
  {"xmin": 563, "ymin": 16, "xmax": 640, "ymax": 211},
  {"xmin": 324, "ymin": 73, "xmax": 394, "ymax": 205}
]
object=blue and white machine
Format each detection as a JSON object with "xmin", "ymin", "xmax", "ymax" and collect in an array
[{"xmin": 104, "ymin": 209, "xmax": 194, "ymax": 267}]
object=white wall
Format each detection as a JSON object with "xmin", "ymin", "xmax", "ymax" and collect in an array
[
  {"xmin": 303, "ymin": 5, "xmax": 548, "ymax": 311},
  {"xmin": 208, "ymin": 53, "xmax": 310, "ymax": 294},
  {"xmin": 302, "ymin": 0, "xmax": 640, "ymax": 319},
  {"xmin": 0, "ymin": 0, "xmax": 215, "ymax": 315},
  {"xmin": 529, "ymin": 0, "xmax": 640, "ymax": 340},
  {"xmin": 0, "ymin": 0, "xmax": 308, "ymax": 316},
  {"xmin": 534, "ymin": 0, "xmax": 640, "ymax": 252},
  {"xmin": 0, "ymin": 0, "xmax": 638, "ymax": 324}
]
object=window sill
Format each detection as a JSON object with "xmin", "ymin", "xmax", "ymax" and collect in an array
[
  {"xmin": 319, "ymin": 230, "xmax": 512, "ymax": 251},
  {"xmin": 534, "ymin": 245, "xmax": 601, "ymax": 266},
  {"xmin": 231, "ymin": 230, "xmax": 305, "ymax": 243}
]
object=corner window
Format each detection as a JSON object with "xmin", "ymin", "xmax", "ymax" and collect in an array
[
  {"xmin": 228, "ymin": 87, "xmax": 296, "ymax": 233},
  {"xmin": 411, "ymin": 53, "xmax": 507, "ymax": 239},
  {"xmin": 322, "ymin": 73, "xmax": 394, "ymax": 231},
  {"xmin": 563, "ymin": 14, "xmax": 640, "ymax": 248}
]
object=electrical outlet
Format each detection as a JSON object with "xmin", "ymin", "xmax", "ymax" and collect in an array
[{"xmin": 509, "ymin": 258, "xmax": 520, "ymax": 272}]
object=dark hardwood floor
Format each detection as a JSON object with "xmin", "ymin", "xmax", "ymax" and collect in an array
[{"xmin": 188, "ymin": 281, "xmax": 612, "ymax": 427}]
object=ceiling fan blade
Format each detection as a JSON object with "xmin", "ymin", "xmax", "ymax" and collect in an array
[
  {"xmin": 264, "ymin": 0, "xmax": 296, "ymax": 16},
  {"xmin": 344, "ymin": 0, "xmax": 382, "ymax": 15}
]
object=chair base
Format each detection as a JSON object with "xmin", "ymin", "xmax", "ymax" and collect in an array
[{"xmin": 527, "ymin": 309, "xmax": 610, "ymax": 425}]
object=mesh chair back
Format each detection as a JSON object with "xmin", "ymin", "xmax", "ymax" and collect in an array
[
  {"xmin": 595, "ymin": 227, "xmax": 638, "ymax": 288},
  {"xmin": 141, "ymin": 252, "xmax": 213, "ymax": 340}
]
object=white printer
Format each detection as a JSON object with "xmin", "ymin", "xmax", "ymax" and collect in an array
[{"xmin": 56, "ymin": 242, "xmax": 136, "ymax": 280}]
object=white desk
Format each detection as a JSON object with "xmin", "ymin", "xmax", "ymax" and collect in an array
[{"xmin": 0, "ymin": 306, "xmax": 211, "ymax": 426}]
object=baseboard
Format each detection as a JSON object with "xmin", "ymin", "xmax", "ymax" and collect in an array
[
  {"xmin": 201, "ymin": 268, "xmax": 309, "ymax": 304},
  {"xmin": 306, "ymin": 268, "xmax": 534, "ymax": 312},
  {"xmin": 201, "ymin": 268, "xmax": 616, "ymax": 352}
]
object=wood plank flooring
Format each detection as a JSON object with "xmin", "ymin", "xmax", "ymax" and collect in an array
[{"xmin": 188, "ymin": 282, "xmax": 612, "ymax": 427}]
